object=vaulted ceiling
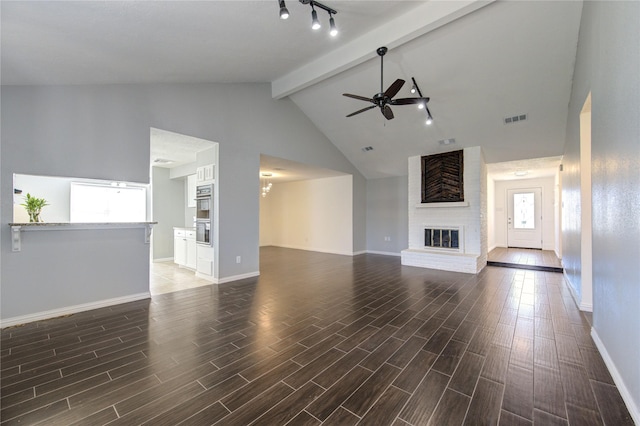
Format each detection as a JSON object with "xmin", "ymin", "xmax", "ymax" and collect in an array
[{"xmin": 1, "ymin": 1, "xmax": 582, "ymax": 179}]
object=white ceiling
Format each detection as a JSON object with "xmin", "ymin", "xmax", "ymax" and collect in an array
[
  {"xmin": 150, "ymin": 128, "xmax": 216, "ymax": 168},
  {"xmin": 260, "ymin": 154, "xmax": 347, "ymax": 183},
  {"xmin": 1, "ymin": 1, "xmax": 583, "ymax": 181}
]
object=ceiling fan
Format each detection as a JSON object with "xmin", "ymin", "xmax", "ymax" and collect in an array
[{"xmin": 343, "ymin": 47, "xmax": 429, "ymax": 120}]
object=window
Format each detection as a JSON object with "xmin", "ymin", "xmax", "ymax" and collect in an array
[
  {"xmin": 70, "ymin": 182, "xmax": 146, "ymax": 223},
  {"xmin": 513, "ymin": 192, "xmax": 535, "ymax": 229}
]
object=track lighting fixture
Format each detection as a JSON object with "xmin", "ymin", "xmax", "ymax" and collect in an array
[
  {"xmin": 279, "ymin": 0, "xmax": 289, "ymax": 19},
  {"xmin": 411, "ymin": 77, "xmax": 434, "ymax": 126},
  {"xmin": 279, "ymin": 0, "xmax": 338, "ymax": 36},
  {"xmin": 311, "ymin": 5, "xmax": 321, "ymax": 30},
  {"xmin": 329, "ymin": 13, "xmax": 338, "ymax": 37}
]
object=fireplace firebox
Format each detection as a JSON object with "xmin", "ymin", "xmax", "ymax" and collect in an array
[{"xmin": 425, "ymin": 228, "xmax": 460, "ymax": 249}]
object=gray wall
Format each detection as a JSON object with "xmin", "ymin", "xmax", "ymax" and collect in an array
[
  {"xmin": 366, "ymin": 176, "xmax": 408, "ymax": 254},
  {"xmin": 563, "ymin": 1, "xmax": 640, "ymax": 416},
  {"xmin": 1, "ymin": 83, "xmax": 366, "ymax": 321},
  {"xmin": 151, "ymin": 167, "xmax": 185, "ymax": 260}
]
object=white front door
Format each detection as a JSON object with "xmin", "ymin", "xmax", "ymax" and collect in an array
[{"xmin": 507, "ymin": 188, "xmax": 542, "ymax": 249}]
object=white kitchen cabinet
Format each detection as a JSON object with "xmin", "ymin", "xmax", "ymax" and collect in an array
[
  {"xmin": 174, "ymin": 228, "xmax": 196, "ymax": 270},
  {"xmin": 174, "ymin": 229, "xmax": 187, "ymax": 266},
  {"xmin": 196, "ymin": 245, "xmax": 214, "ymax": 280},
  {"xmin": 196, "ymin": 164, "xmax": 215, "ymax": 184},
  {"xmin": 185, "ymin": 230, "xmax": 196, "ymax": 269},
  {"xmin": 187, "ymin": 174, "xmax": 196, "ymax": 208}
]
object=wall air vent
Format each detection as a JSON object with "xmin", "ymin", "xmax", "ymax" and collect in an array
[
  {"xmin": 361, "ymin": 146, "xmax": 374, "ymax": 152},
  {"xmin": 504, "ymin": 114, "xmax": 527, "ymax": 125}
]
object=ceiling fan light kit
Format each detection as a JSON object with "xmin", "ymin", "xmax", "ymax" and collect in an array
[
  {"xmin": 279, "ymin": 0, "xmax": 338, "ymax": 36},
  {"xmin": 343, "ymin": 47, "xmax": 432, "ymax": 123}
]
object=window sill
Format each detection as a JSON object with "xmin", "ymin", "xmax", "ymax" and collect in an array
[{"xmin": 8, "ymin": 222, "xmax": 157, "ymax": 252}]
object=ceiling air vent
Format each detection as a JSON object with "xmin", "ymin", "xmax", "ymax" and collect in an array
[
  {"xmin": 153, "ymin": 158, "xmax": 174, "ymax": 164},
  {"xmin": 438, "ymin": 138, "xmax": 456, "ymax": 146},
  {"xmin": 362, "ymin": 146, "xmax": 374, "ymax": 152},
  {"xmin": 504, "ymin": 114, "xmax": 527, "ymax": 125}
]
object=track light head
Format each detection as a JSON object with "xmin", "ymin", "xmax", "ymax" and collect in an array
[
  {"xmin": 329, "ymin": 14, "xmax": 338, "ymax": 36},
  {"xmin": 311, "ymin": 7, "xmax": 321, "ymax": 30},
  {"xmin": 279, "ymin": 0, "xmax": 290, "ymax": 19},
  {"xmin": 410, "ymin": 85, "xmax": 416, "ymax": 94},
  {"xmin": 418, "ymin": 102, "xmax": 425, "ymax": 110},
  {"xmin": 426, "ymin": 116, "xmax": 433, "ymax": 125}
]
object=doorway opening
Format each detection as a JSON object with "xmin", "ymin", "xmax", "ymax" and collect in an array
[
  {"xmin": 259, "ymin": 154, "xmax": 353, "ymax": 258},
  {"xmin": 149, "ymin": 128, "xmax": 218, "ymax": 295},
  {"xmin": 507, "ymin": 187, "xmax": 542, "ymax": 249}
]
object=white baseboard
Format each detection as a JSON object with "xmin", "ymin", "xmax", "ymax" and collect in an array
[
  {"xmin": 366, "ymin": 250, "xmax": 401, "ymax": 257},
  {"xmin": 215, "ymin": 271, "xmax": 260, "ymax": 284},
  {"xmin": 268, "ymin": 244, "xmax": 354, "ymax": 257},
  {"xmin": 591, "ymin": 328, "xmax": 640, "ymax": 425},
  {"xmin": 352, "ymin": 250, "xmax": 367, "ymax": 256},
  {"xmin": 563, "ymin": 271, "xmax": 593, "ymax": 312},
  {"xmin": 488, "ymin": 244, "xmax": 497, "ymax": 253},
  {"xmin": 1, "ymin": 292, "xmax": 151, "ymax": 328},
  {"xmin": 153, "ymin": 257, "xmax": 174, "ymax": 263}
]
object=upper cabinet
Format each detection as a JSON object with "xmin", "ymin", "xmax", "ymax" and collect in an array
[
  {"xmin": 187, "ymin": 174, "xmax": 196, "ymax": 208},
  {"xmin": 196, "ymin": 164, "xmax": 215, "ymax": 184}
]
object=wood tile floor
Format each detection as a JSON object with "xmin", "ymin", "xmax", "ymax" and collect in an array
[
  {"xmin": 488, "ymin": 247, "xmax": 563, "ymax": 269},
  {"xmin": 1, "ymin": 247, "xmax": 633, "ymax": 425}
]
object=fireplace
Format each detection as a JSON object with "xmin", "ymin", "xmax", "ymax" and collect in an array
[{"xmin": 424, "ymin": 226, "xmax": 462, "ymax": 252}]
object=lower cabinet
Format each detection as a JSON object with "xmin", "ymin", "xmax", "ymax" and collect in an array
[
  {"xmin": 174, "ymin": 229, "xmax": 196, "ymax": 270},
  {"xmin": 196, "ymin": 245, "xmax": 214, "ymax": 278}
]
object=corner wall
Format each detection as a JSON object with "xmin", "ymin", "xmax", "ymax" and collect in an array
[
  {"xmin": 151, "ymin": 167, "xmax": 184, "ymax": 260},
  {"xmin": 562, "ymin": 1, "xmax": 640, "ymax": 421}
]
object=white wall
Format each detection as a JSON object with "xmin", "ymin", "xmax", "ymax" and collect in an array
[
  {"xmin": 492, "ymin": 177, "xmax": 556, "ymax": 250},
  {"xmin": 259, "ymin": 175, "xmax": 353, "ymax": 256},
  {"xmin": 487, "ymin": 177, "xmax": 496, "ymax": 251},
  {"xmin": 562, "ymin": 1, "xmax": 640, "ymax": 421}
]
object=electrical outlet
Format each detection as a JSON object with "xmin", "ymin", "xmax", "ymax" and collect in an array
[
  {"xmin": 236, "ymin": 256, "xmax": 241, "ymax": 264},
  {"xmin": 384, "ymin": 236, "xmax": 391, "ymax": 242}
]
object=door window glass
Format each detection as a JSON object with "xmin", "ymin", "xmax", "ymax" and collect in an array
[{"xmin": 514, "ymin": 192, "xmax": 535, "ymax": 229}]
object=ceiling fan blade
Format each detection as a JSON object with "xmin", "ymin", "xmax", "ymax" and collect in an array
[
  {"xmin": 346, "ymin": 105, "xmax": 376, "ymax": 117},
  {"xmin": 384, "ymin": 79, "xmax": 405, "ymax": 99},
  {"xmin": 391, "ymin": 97, "xmax": 430, "ymax": 105},
  {"xmin": 382, "ymin": 105, "xmax": 394, "ymax": 120},
  {"xmin": 343, "ymin": 93, "xmax": 374, "ymax": 102}
]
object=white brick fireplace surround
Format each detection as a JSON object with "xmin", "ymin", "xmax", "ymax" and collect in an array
[{"xmin": 401, "ymin": 147, "xmax": 488, "ymax": 274}]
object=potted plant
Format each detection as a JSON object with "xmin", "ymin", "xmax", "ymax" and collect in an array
[{"xmin": 21, "ymin": 193, "xmax": 49, "ymax": 223}]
